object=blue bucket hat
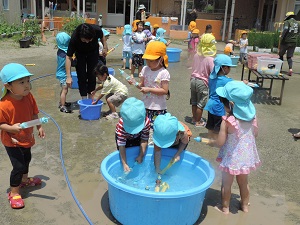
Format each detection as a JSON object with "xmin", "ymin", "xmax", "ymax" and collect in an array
[
  {"xmin": 123, "ymin": 24, "xmax": 132, "ymax": 35},
  {"xmin": 102, "ymin": 28, "xmax": 110, "ymax": 37},
  {"xmin": 156, "ymin": 28, "xmax": 166, "ymax": 38},
  {"xmin": 210, "ymin": 54, "xmax": 236, "ymax": 79},
  {"xmin": 145, "ymin": 21, "xmax": 151, "ymax": 27},
  {"xmin": 56, "ymin": 32, "xmax": 70, "ymax": 53},
  {"xmin": 216, "ymin": 81, "xmax": 256, "ymax": 121},
  {"xmin": 153, "ymin": 113, "xmax": 185, "ymax": 148},
  {"xmin": 0, "ymin": 63, "xmax": 33, "ymax": 99},
  {"xmin": 120, "ymin": 97, "xmax": 146, "ymax": 134}
]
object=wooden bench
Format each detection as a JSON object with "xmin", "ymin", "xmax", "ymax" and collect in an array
[{"xmin": 241, "ymin": 63, "xmax": 289, "ymax": 105}]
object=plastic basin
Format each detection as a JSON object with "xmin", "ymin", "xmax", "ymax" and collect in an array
[
  {"xmin": 166, "ymin": 48, "xmax": 183, "ymax": 63},
  {"xmin": 100, "ymin": 146, "xmax": 215, "ymax": 225},
  {"xmin": 77, "ymin": 99, "xmax": 103, "ymax": 120}
]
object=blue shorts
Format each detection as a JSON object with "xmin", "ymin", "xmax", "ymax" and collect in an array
[
  {"xmin": 123, "ymin": 51, "xmax": 132, "ymax": 59},
  {"xmin": 57, "ymin": 77, "xmax": 67, "ymax": 87}
]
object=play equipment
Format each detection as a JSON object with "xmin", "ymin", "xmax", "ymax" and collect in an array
[
  {"xmin": 119, "ymin": 69, "xmax": 139, "ymax": 87},
  {"xmin": 71, "ymin": 71, "xmax": 78, "ymax": 89},
  {"xmin": 160, "ymin": 158, "xmax": 177, "ymax": 175},
  {"xmin": 166, "ymin": 48, "xmax": 182, "ymax": 62},
  {"xmin": 20, "ymin": 117, "xmax": 49, "ymax": 129},
  {"xmin": 194, "ymin": 136, "xmax": 210, "ymax": 144},
  {"xmin": 101, "ymin": 146, "xmax": 215, "ymax": 225},
  {"xmin": 77, "ymin": 99, "xmax": 103, "ymax": 120},
  {"xmin": 107, "ymin": 44, "xmax": 119, "ymax": 55}
]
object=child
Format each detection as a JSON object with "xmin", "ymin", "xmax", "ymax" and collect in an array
[
  {"xmin": 204, "ymin": 54, "xmax": 235, "ymax": 140},
  {"xmin": 212, "ymin": 81, "xmax": 261, "ymax": 214},
  {"xmin": 98, "ymin": 28, "xmax": 110, "ymax": 65},
  {"xmin": 122, "ymin": 24, "xmax": 132, "ymax": 70},
  {"xmin": 56, "ymin": 32, "xmax": 72, "ymax": 113},
  {"xmin": 188, "ymin": 29, "xmax": 200, "ymax": 59},
  {"xmin": 91, "ymin": 64, "xmax": 128, "ymax": 120},
  {"xmin": 116, "ymin": 97, "xmax": 150, "ymax": 172},
  {"xmin": 98, "ymin": 14, "xmax": 102, "ymax": 28},
  {"xmin": 224, "ymin": 40, "xmax": 236, "ymax": 56},
  {"xmin": 153, "ymin": 113, "xmax": 191, "ymax": 173},
  {"xmin": 236, "ymin": 32, "xmax": 248, "ymax": 63},
  {"xmin": 143, "ymin": 21, "xmax": 155, "ymax": 45},
  {"xmin": 190, "ymin": 33, "xmax": 216, "ymax": 127},
  {"xmin": 0, "ymin": 63, "xmax": 46, "ymax": 209},
  {"xmin": 155, "ymin": 28, "xmax": 171, "ymax": 46},
  {"xmin": 152, "ymin": 24, "xmax": 159, "ymax": 36},
  {"xmin": 185, "ymin": 21, "xmax": 197, "ymax": 68},
  {"xmin": 200, "ymin": 24, "xmax": 212, "ymax": 39},
  {"xmin": 138, "ymin": 41, "xmax": 170, "ymax": 128},
  {"xmin": 131, "ymin": 20, "xmax": 147, "ymax": 77}
]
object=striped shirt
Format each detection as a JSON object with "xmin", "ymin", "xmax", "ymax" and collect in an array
[{"xmin": 116, "ymin": 117, "xmax": 150, "ymax": 146}]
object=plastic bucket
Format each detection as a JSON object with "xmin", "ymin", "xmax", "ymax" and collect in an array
[
  {"xmin": 166, "ymin": 48, "xmax": 182, "ymax": 62},
  {"xmin": 77, "ymin": 99, "xmax": 103, "ymax": 120},
  {"xmin": 101, "ymin": 146, "xmax": 215, "ymax": 225},
  {"xmin": 71, "ymin": 71, "xmax": 79, "ymax": 89},
  {"xmin": 108, "ymin": 67, "xmax": 115, "ymax": 76},
  {"xmin": 230, "ymin": 56, "xmax": 240, "ymax": 66}
]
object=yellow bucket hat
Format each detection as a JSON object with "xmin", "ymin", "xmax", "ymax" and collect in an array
[
  {"xmin": 153, "ymin": 24, "xmax": 159, "ymax": 29},
  {"xmin": 197, "ymin": 33, "xmax": 217, "ymax": 57},
  {"xmin": 143, "ymin": 41, "xmax": 168, "ymax": 68},
  {"xmin": 285, "ymin": 12, "xmax": 296, "ymax": 20},
  {"xmin": 192, "ymin": 29, "xmax": 199, "ymax": 34},
  {"xmin": 132, "ymin": 19, "xmax": 141, "ymax": 32},
  {"xmin": 188, "ymin": 21, "xmax": 196, "ymax": 31}
]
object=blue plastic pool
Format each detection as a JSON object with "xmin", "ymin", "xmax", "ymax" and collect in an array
[{"xmin": 101, "ymin": 146, "xmax": 215, "ymax": 225}]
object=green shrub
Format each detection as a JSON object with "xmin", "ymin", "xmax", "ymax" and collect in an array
[{"xmin": 62, "ymin": 17, "xmax": 84, "ymax": 35}]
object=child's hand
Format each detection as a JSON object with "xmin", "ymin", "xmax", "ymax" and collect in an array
[
  {"xmin": 123, "ymin": 164, "xmax": 131, "ymax": 173},
  {"xmin": 140, "ymin": 87, "xmax": 150, "ymax": 94},
  {"xmin": 37, "ymin": 126, "xmax": 45, "ymax": 138},
  {"xmin": 135, "ymin": 155, "xmax": 143, "ymax": 164},
  {"xmin": 11, "ymin": 123, "xmax": 22, "ymax": 134},
  {"xmin": 66, "ymin": 77, "xmax": 72, "ymax": 88},
  {"xmin": 91, "ymin": 90, "xmax": 96, "ymax": 96},
  {"xmin": 92, "ymin": 100, "xmax": 99, "ymax": 105}
]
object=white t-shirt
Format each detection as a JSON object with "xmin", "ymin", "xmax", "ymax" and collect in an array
[
  {"xmin": 101, "ymin": 75, "xmax": 128, "ymax": 96},
  {"xmin": 239, "ymin": 38, "xmax": 248, "ymax": 54},
  {"xmin": 140, "ymin": 66, "xmax": 170, "ymax": 110},
  {"xmin": 131, "ymin": 31, "xmax": 146, "ymax": 54},
  {"xmin": 122, "ymin": 35, "xmax": 132, "ymax": 52}
]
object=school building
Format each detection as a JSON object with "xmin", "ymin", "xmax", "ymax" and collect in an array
[{"xmin": 1, "ymin": 0, "xmax": 300, "ymax": 32}]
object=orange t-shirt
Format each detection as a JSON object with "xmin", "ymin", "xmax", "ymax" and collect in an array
[{"xmin": 0, "ymin": 93, "xmax": 39, "ymax": 148}]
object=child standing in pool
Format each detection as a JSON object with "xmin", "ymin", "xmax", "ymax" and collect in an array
[{"xmin": 211, "ymin": 81, "xmax": 261, "ymax": 214}]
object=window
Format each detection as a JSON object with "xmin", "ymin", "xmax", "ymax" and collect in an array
[
  {"xmin": 2, "ymin": 0, "xmax": 9, "ymax": 10},
  {"xmin": 108, "ymin": 0, "xmax": 124, "ymax": 14}
]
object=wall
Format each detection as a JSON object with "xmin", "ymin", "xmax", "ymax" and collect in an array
[
  {"xmin": 275, "ymin": 0, "xmax": 296, "ymax": 22},
  {"xmin": 234, "ymin": 0, "xmax": 259, "ymax": 29},
  {"xmin": 2, "ymin": 0, "xmax": 22, "ymax": 24}
]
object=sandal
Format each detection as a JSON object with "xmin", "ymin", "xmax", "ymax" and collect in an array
[
  {"xmin": 293, "ymin": 132, "xmax": 300, "ymax": 138},
  {"xmin": 20, "ymin": 177, "xmax": 42, "ymax": 188},
  {"xmin": 8, "ymin": 192, "xmax": 24, "ymax": 209},
  {"xmin": 59, "ymin": 105, "xmax": 72, "ymax": 113}
]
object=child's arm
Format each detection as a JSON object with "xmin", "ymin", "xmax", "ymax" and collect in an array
[
  {"xmin": 32, "ymin": 114, "xmax": 45, "ymax": 138},
  {"xmin": 92, "ymin": 93, "xmax": 105, "ymax": 104},
  {"xmin": 140, "ymin": 80, "xmax": 169, "ymax": 96},
  {"xmin": 119, "ymin": 145, "xmax": 131, "ymax": 172},
  {"xmin": 0, "ymin": 123, "xmax": 22, "ymax": 134},
  {"xmin": 208, "ymin": 120, "xmax": 227, "ymax": 147}
]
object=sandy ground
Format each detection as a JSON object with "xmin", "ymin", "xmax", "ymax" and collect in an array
[{"xmin": 0, "ymin": 31, "xmax": 300, "ymax": 225}]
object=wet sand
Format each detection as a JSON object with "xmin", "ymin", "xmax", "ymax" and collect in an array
[{"xmin": 0, "ymin": 32, "xmax": 300, "ymax": 225}]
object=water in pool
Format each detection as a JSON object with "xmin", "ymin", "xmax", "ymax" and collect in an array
[{"xmin": 111, "ymin": 157, "xmax": 206, "ymax": 192}]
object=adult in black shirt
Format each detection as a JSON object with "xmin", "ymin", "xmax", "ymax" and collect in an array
[
  {"xmin": 135, "ymin": 4, "xmax": 146, "ymax": 21},
  {"xmin": 66, "ymin": 23, "xmax": 108, "ymax": 98}
]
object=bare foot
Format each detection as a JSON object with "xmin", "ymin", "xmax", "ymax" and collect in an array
[
  {"xmin": 240, "ymin": 202, "xmax": 250, "ymax": 213},
  {"xmin": 293, "ymin": 132, "xmax": 300, "ymax": 138},
  {"xmin": 214, "ymin": 204, "xmax": 229, "ymax": 215},
  {"xmin": 121, "ymin": 67, "xmax": 126, "ymax": 69}
]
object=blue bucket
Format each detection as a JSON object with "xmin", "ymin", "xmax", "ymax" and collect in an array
[
  {"xmin": 71, "ymin": 71, "xmax": 79, "ymax": 89},
  {"xmin": 166, "ymin": 48, "xmax": 182, "ymax": 62},
  {"xmin": 101, "ymin": 146, "xmax": 215, "ymax": 225},
  {"xmin": 108, "ymin": 67, "xmax": 115, "ymax": 76},
  {"xmin": 230, "ymin": 56, "xmax": 240, "ymax": 66},
  {"xmin": 77, "ymin": 99, "xmax": 103, "ymax": 120}
]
